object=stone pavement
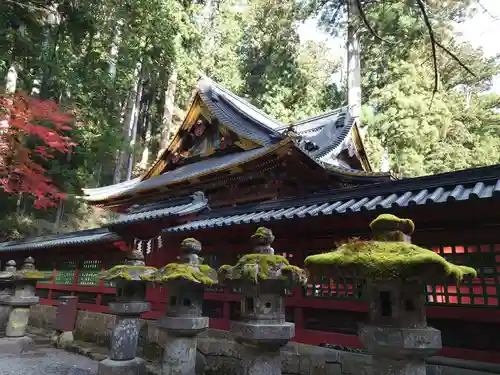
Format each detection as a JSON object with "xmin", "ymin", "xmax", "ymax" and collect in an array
[{"xmin": 0, "ymin": 347, "xmax": 98, "ymax": 375}]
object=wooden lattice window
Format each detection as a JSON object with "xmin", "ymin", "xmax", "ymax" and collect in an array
[
  {"xmin": 426, "ymin": 244, "xmax": 499, "ymax": 308},
  {"xmin": 304, "ymin": 275, "xmax": 365, "ymax": 300},
  {"xmin": 35, "ymin": 288, "xmax": 49, "ymax": 299},
  {"xmin": 74, "ymin": 292, "xmax": 98, "ymax": 305},
  {"xmin": 54, "ymin": 260, "xmax": 77, "ymax": 285},
  {"xmin": 279, "ymin": 251, "xmax": 295, "ymax": 296},
  {"xmin": 51, "ymin": 290, "xmax": 70, "ymax": 300},
  {"xmin": 203, "ymin": 253, "xmax": 223, "ymax": 293},
  {"xmin": 77, "ymin": 260, "xmax": 102, "ymax": 286},
  {"xmin": 36, "ymin": 260, "xmax": 54, "ymax": 285},
  {"xmin": 303, "ymin": 249, "xmax": 365, "ymax": 300}
]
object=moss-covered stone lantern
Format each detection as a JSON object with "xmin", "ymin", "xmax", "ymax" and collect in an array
[
  {"xmin": 0, "ymin": 260, "xmax": 16, "ymax": 336},
  {"xmin": 142, "ymin": 237, "xmax": 217, "ymax": 375},
  {"xmin": 304, "ymin": 214, "xmax": 477, "ymax": 375},
  {"xmin": 218, "ymin": 227, "xmax": 307, "ymax": 375},
  {"xmin": 0, "ymin": 257, "xmax": 52, "ymax": 353},
  {"xmin": 98, "ymin": 249, "xmax": 157, "ymax": 375}
]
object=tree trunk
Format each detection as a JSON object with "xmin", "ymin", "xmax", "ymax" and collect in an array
[
  {"xmin": 160, "ymin": 69, "xmax": 178, "ymax": 150},
  {"xmin": 113, "ymin": 60, "xmax": 142, "ymax": 183},
  {"xmin": 126, "ymin": 71, "xmax": 145, "ymax": 180},
  {"xmin": 347, "ymin": 0, "xmax": 361, "ymax": 120},
  {"xmin": 108, "ymin": 19, "xmax": 124, "ymax": 79},
  {"xmin": 139, "ymin": 108, "xmax": 153, "ymax": 170}
]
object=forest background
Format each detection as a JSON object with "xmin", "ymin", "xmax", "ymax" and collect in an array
[{"xmin": 0, "ymin": 0, "xmax": 499, "ymax": 239}]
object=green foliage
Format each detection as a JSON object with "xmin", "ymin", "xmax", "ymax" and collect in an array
[
  {"xmin": 238, "ymin": 0, "xmax": 337, "ymax": 122},
  {"xmin": 364, "ymin": 57, "xmax": 500, "ymax": 177}
]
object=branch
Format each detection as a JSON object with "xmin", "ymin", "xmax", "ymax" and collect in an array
[
  {"xmin": 415, "ymin": 0, "xmax": 439, "ymax": 103},
  {"xmin": 416, "ymin": 0, "xmax": 476, "ymax": 106},
  {"xmin": 479, "ymin": 1, "xmax": 500, "ymax": 21},
  {"xmin": 4, "ymin": 0, "xmax": 51, "ymax": 12},
  {"xmin": 354, "ymin": 0, "xmax": 394, "ymax": 44},
  {"xmin": 435, "ymin": 40, "xmax": 476, "ymax": 77}
]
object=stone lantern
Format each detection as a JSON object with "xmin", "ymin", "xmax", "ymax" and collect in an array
[
  {"xmin": 98, "ymin": 249, "xmax": 157, "ymax": 375},
  {"xmin": 0, "ymin": 257, "xmax": 52, "ymax": 353},
  {"xmin": 142, "ymin": 237, "xmax": 217, "ymax": 375},
  {"xmin": 218, "ymin": 227, "xmax": 308, "ymax": 375},
  {"xmin": 0, "ymin": 260, "xmax": 16, "ymax": 336},
  {"xmin": 304, "ymin": 214, "xmax": 477, "ymax": 375}
]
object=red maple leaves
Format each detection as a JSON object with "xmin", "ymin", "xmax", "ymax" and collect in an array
[{"xmin": 0, "ymin": 92, "xmax": 77, "ymax": 208}]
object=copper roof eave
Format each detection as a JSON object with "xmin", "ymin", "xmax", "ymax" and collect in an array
[{"xmin": 84, "ymin": 139, "xmax": 295, "ymax": 207}]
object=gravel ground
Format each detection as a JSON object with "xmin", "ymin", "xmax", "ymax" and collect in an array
[{"xmin": 0, "ymin": 347, "xmax": 98, "ymax": 375}]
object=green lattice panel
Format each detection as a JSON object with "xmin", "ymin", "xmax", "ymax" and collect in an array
[
  {"xmin": 54, "ymin": 260, "xmax": 77, "ymax": 285},
  {"xmin": 36, "ymin": 261, "xmax": 54, "ymax": 284},
  {"xmin": 426, "ymin": 244, "xmax": 500, "ymax": 308},
  {"xmin": 37, "ymin": 270, "xmax": 54, "ymax": 284},
  {"xmin": 104, "ymin": 259, "xmax": 126, "ymax": 288},
  {"xmin": 77, "ymin": 260, "xmax": 102, "ymax": 286}
]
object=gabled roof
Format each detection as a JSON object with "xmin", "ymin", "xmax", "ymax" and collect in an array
[
  {"xmin": 0, "ymin": 192, "xmax": 210, "ymax": 252},
  {"xmin": 197, "ymin": 76, "xmax": 285, "ymax": 145},
  {"xmin": 277, "ymin": 107, "xmax": 367, "ymax": 169},
  {"xmin": 107, "ymin": 191, "xmax": 209, "ymax": 227},
  {"xmin": 0, "ymin": 228, "xmax": 121, "ymax": 253}
]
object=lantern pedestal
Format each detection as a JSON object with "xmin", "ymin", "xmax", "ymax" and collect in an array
[
  {"xmin": 359, "ymin": 325, "xmax": 442, "ymax": 375},
  {"xmin": 98, "ymin": 250, "xmax": 156, "ymax": 375},
  {"xmin": 232, "ymin": 321, "xmax": 294, "ymax": 375},
  {"xmin": 97, "ymin": 299, "xmax": 150, "ymax": 375},
  {"xmin": 98, "ymin": 358, "xmax": 146, "ymax": 375},
  {"xmin": 157, "ymin": 316, "xmax": 208, "ymax": 375}
]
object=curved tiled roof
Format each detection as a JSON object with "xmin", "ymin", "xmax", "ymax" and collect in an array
[
  {"xmin": 165, "ymin": 165, "xmax": 500, "ymax": 233},
  {"xmin": 81, "ymin": 143, "xmax": 286, "ymax": 202},
  {"xmin": 197, "ymin": 76, "xmax": 285, "ymax": 145}
]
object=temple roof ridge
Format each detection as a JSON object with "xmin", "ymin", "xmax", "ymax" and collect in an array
[{"xmin": 197, "ymin": 75, "xmax": 286, "ymax": 133}]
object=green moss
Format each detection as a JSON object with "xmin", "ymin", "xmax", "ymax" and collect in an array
[
  {"xmin": 20, "ymin": 271, "xmax": 49, "ymax": 280},
  {"xmin": 99, "ymin": 265, "xmax": 157, "ymax": 281},
  {"xmin": 182, "ymin": 238, "xmax": 200, "ymax": 245},
  {"xmin": 217, "ymin": 254, "xmax": 307, "ymax": 286},
  {"xmin": 141, "ymin": 263, "xmax": 217, "ymax": 286},
  {"xmin": 370, "ymin": 214, "xmax": 415, "ymax": 235},
  {"xmin": 281, "ymin": 265, "xmax": 308, "ymax": 285},
  {"xmin": 304, "ymin": 240, "xmax": 477, "ymax": 283},
  {"xmin": 250, "ymin": 227, "xmax": 274, "ymax": 244}
]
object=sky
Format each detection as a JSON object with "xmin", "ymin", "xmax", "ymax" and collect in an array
[{"xmin": 298, "ymin": 0, "xmax": 500, "ymax": 93}]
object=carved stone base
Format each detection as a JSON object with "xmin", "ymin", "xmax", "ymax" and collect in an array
[
  {"xmin": 161, "ymin": 336, "xmax": 198, "ymax": 375},
  {"xmin": 359, "ymin": 324, "xmax": 442, "ymax": 359},
  {"xmin": 0, "ymin": 335, "xmax": 34, "ymax": 353},
  {"xmin": 231, "ymin": 321, "xmax": 294, "ymax": 349},
  {"xmin": 240, "ymin": 344, "xmax": 282, "ymax": 375},
  {"xmin": 97, "ymin": 357, "xmax": 146, "ymax": 375}
]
